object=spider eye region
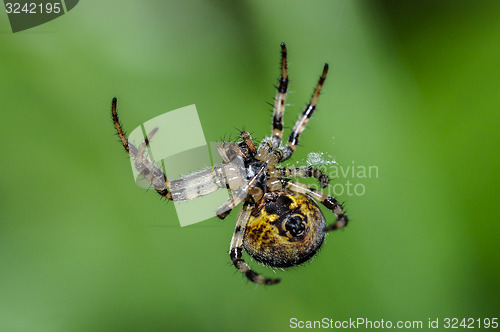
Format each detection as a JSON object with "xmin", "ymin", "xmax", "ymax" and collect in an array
[{"xmin": 243, "ymin": 192, "xmax": 326, "ymax": 268}]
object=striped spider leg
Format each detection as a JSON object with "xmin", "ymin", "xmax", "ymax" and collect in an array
[{"xmin": 112, "ymin": 98, "xmax": 171, "ymax": 199}]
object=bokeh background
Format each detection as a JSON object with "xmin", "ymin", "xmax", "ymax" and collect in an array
[{"xmin": 1, "ymin": 1, "xmax": 499, "ymax": 331}]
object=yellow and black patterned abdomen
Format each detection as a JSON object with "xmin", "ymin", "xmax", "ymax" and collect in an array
[{"xmin": 243, "ymin": 191, "xmax": 326, "ymax": 267}]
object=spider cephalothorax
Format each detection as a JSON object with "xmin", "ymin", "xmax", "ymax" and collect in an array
[{"xmin": 111, "ymin": 43, "xmax": 348, "ymax": 285}]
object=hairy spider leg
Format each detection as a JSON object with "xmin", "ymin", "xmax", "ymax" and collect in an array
[
  {"xmin": 168, "ymin": 166, "xmax": 228, "ymax": 201},
  {"xmin": 271, "ymin": 42, "xmax": 289, "ymax": 148},
  {"xmin": 284, "ymin": 180, "xmax": 348, "ymax": 232},
  {"xmin": 239, "ymin": 131, "xmax": 257, "ymax": 155},
  {"xmin": 111, "ymin": 97, "xmax": 135, "ymax": 154},
  {"xmin": 112, "ymin": 98, "xmax": 172, "ymax": 199},
  {"xmin": 134, "ymin": 127, "xmax": 158, "ymax": 170},
  {"xmin": 229, "ymin": 201, "xmax": 281, "ymax": 285},
  {"xmin": 217, "ymin": 141, "xmax": 247, "ymax": 163},
  {"xmin": 281, "ymin": 64, "xmax": 329, "ymax": 161},
  {"xmin": 277, "ymin": 166, "xmax": 330, "ymax": 188},
  {"xmin": 216, "ymin": 162, "xmax": 268, "ymax": 219}
]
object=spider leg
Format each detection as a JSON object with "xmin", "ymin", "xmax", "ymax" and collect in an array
[
  {"xmin": 111, "ymin": 97, "xmax": 171, "ymax": 199},
  {"xmin": 239, "ymin": 131, "xmax": 257, "ymax": 155},
  {"xmin": 134, "ymin": 127, "xmax": 158, "ymax": 169},
  {"xmin": 111, "ymin": 97, "xmax": 137, "ymax": 155},
  {"xmin": 277, "ymin": 166, "xmax": 329, "ymax": 188},
  {"xmin": 216, "ymin": 162, "xmax": 267, "ymax": 219},
  {"xmin": 280, "ymin": 64, "xmax": 329, "ymax": 161},
  {"xmin": 217, "ymin": 132, "xmax": 256, "ymax": 163},
  {"xmin": 270, "ymin": 42, "xmax": 289, "ymax": 148},
  {"xmin": 217, "ymin": 142, "xmax": 246, "ymax": 163},
  {"xmin": 168, "ymin": 166, "xmax": 228, "ymax": 201},
  {"xmin": 134, "ymin": 132, "xmax": 230, "ymax": 202},
  {"xmin": 229, "ymin": 201, "xmax": 281, "ymax": 285},
  {"xmin": 284, "ymin": 179, "xmax": 348, "ymax": 232}
]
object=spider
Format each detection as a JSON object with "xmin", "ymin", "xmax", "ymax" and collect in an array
[{"xmin": 111, "ymin": 43, "xmax": 348, "ymax": 285}]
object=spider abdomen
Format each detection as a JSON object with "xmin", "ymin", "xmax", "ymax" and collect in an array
[{"xmin": 243, "ymin": 191, "xmax": 326, "ymax": 268}]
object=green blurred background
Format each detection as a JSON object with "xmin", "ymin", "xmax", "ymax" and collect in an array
[{"xmin": 1, "ymin": 1, "xmax": 499, "ymax": 331}]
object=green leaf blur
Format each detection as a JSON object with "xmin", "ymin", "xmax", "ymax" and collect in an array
[{"xmin": 0, "ymin": 1, "xmax": 498, "ymax": 331}]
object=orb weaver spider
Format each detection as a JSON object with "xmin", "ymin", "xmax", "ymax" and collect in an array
[{"xmin": 111, "ymin": 43, "xmax": 348, "ymax": 285}]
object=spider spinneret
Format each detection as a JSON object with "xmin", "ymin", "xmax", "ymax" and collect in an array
[{"xmin": 111, "ymin": 43, "xmax": 348, "ymax": 285}]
